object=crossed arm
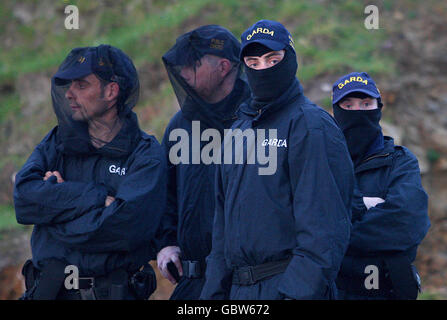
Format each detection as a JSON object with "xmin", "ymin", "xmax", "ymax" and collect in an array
[
  {"xmin": 14, "ymin": 131, "xmax": 167, "ymax": 253},
  {"xmin": 42, "ymin": 170, "xmax": 115, "ymax": 207}
]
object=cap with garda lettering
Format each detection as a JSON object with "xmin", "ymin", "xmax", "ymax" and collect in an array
[
  {"xmin": 332, "ymin": 71, "xmax": 381, "ymax": 104},
  {"xmin": 240, "ymin": 20, "xmax": 295, "ymax": 59}
]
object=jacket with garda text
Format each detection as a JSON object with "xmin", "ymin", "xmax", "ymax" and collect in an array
[
  {"xmin": 14, "ymin": 112, "xmax": 167, "ymax": 276},
  {"xmin": 200, "ymin": 79, "xmax": 355, "ymax": 300}
]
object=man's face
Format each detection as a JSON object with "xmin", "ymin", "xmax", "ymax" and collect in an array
[
  {"xmin": 243, "ymin": 50, "xmax": 285, "ymax": 70},
  {"xmin": 179, "ymin": 55, "xmax": 226, "ymax": 102},
  {"xmin": 64, "ymin": 74, "xmax": 113, "ymax": 121},
  {"xmin": 338, "ymin": 96, "xmax": 378, "ymax": 111}
]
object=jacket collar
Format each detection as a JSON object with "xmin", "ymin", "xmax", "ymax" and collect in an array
[
  {"xmin": 57, "ymin": 110, "xmax": 141, "ymax": 158},
  {"xmin": 181, "ymin": 78, "xmax": 251, "ymax": 132},
  {"xmin": 355, "ymin": 136, "xmax": 395, "ymax": 174},
  {"xmin": 238, "ymin": 78, "xmax": 303, "ymax": 122},
  {"xmin": 97, "ymin": 111, "xmax": 141, "ymax": 158}
]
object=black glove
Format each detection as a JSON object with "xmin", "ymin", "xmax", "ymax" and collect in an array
[{"xmin": 129, "ymin": 263, "xmax": 157, "ymax": 300}]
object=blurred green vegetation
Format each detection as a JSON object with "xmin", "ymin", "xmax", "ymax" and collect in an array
[
  {"xmin": 427, "ymin": 149, "xmax": 441, "ymax": 164},
  {"xmin": 0, "ymin": 205, "xmax": 19, "ymax": 231},
  {"xmin": 0, "ymin": 92, "xmax": 20, "ymax": 123},
  {"xmin": 418, "ymin": 291, "xmax": 446, "ymax": 300},
  {"xmin": 0, "ymin": 0, "xmax": 397, "ymax": 226},
  {"xmin": 0, "ymin": 0, "xmax": 396, "ymax": 132},
  {"xmin": 0, "ymin": 0, "xmax": 394, "ymax": 86}
]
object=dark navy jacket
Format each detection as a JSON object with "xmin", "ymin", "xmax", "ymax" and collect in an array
[
  {"xmin": 337, "ymin": 137, "xmax": 430, "ymax": 285},
  {"xmin": 14, "ymin": 112, "xmax": 166, "ymax": 276},
  {"xmin": 157, "ymin": 111, "xmax": 217, "ymax": 261},
  {"xmin": 155, "ymin": 79, "xmax": 251, "ymax": 261},
  {"xmin": 200, "ymin": 79, "xmax": 354, "ymax": 300}
]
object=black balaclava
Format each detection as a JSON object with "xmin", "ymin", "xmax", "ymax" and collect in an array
[
  {"xmin": 243, "ymin": 44, "xmax": 297, "ymax": 103},
  {"xmin": 333, "ymin": 92, "xmax": 384, "ymax": 166}
]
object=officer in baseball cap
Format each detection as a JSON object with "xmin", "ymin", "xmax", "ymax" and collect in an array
[
  {"xmin": 332, "ymin": 72, "xmax": 384, "ymax": 166},
  {"xmin": 239, "ymin": 19, "xmax": 297, "ymax": 103},
  {"xmin": 155, "ymin": 25, "xmax": 250, "ymax": 300},
  {"xmin": 161, "ymin": 24, "xmax": 249, "ymax": 132},
  {"xmin": 54, "ymin": 45, "xmax": 138, "ymax": 116},
  {"xmin": 15, "ymin": 45, "xmax": 165, "ymax": 300},
  {"xmin": 200, "ymin": 20, "xmax": 354, "ymax": 300},
  {"xmin": 332, "ymin": 72, "xmax": 430, "ymax": 300}
]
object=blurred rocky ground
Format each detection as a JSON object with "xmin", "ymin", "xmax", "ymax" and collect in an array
[
  {"xmin": 299, "ymin": 2, "xmax": 447, "ymax": 297},
  {"xmin": 382, "ymin": 4, "xmax": 447, "ymax": 297},
  {"xmin": 0, "ymin": 229, "xmax": 29, "ymax": 299},
  {"xmin": 0, "ymin": 1, "xmax": 446, "ymax": 299}
]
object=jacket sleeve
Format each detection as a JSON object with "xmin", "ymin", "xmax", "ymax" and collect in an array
[
  {"xmin": 351, "ymin": 185, "xmax": 368, "ymax": 223},
  {"xmin": 152, "ymin": 128, "xmax": 179, "ymax": 253},
  {"xmin": 278, "ymin": 121, "xmax": 353, "ymax": 300},
  {"xmin": 200, "ymin": 163, "xmax": 232, "ymax": 299},
  {"xmin": 14, "ymin": 130, "xmax": 108, "ymax": 225},
  {"xmin": 45, "ymin": 141, "xmax": 167, "ymax": 253},
  {"xmin": 349, "ymin": 149, "xmax": 430, "ymax": 253}
]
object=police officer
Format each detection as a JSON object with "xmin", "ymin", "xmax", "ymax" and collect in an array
[
  {"xmin": 200, "ymin": 20, "xmax": 354, "ymax": 300},
  {"xmin": 14, "ymin": 45, "xmax": 166, "ymax": 300},
  {"xmin": 331, "ymin": 72, "xmax": 430, "ymax": 300},
  {"xmin": 155, "ymin": 25, "xmax": 250, "ymax": 299}
]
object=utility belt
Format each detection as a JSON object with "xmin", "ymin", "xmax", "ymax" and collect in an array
[
  {"xmin": 181, "ymin": 259, "xmax": 206, "ymax": 279},
  {"xmin": 336, "ymin": 253, "xmax": 421, "ymax": 300},
  {"xmin": 20, "ymin": 259, "xmax": 156, "ymax": 300},
  {"xmin": 232, "ymin": 257, "xmax": 292, "ymax": 286}
]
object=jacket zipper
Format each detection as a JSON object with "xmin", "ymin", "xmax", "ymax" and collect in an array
[{"xmin": 362, "ymin": 153, "xmax": 390, "ymax": 164}]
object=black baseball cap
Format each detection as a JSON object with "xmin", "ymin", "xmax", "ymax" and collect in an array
[
  {"xmin": 163, "ymin": 25, "xmax": 240, "ymax": 67},
  {"xmin": 53, "ymin": 45, "xmax": 136, "ymax": 90}
]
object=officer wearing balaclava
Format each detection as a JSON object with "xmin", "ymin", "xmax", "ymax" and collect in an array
[
  {"xmin": 14, "ymin": 45, "xmax": 166, "ymax": 300},
  {"xmin": 200, "ymin": 20, "xmax": 354, "ymax": 300},
  {"xmin": 154, "ymin": 25, "xmax": 250, "ymax": 300},
  {"xmin": 332, "ymin": 72, "xmax": 430, "ymax": 300}
]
